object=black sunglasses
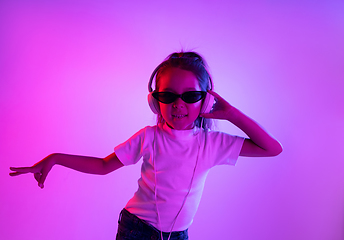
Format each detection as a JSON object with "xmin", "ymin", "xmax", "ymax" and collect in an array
[{"xmin": 152, "ymin": 91, "xmax": 206, "ymax": 104}]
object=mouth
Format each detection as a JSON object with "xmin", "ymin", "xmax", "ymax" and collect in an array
[{"xmin": 172, "ymin": 114, "xmax": 187, "ymax": 119}]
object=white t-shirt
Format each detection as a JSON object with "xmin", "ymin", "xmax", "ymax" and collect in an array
[{"xmin": 114, "ymin": 123, "xmax": 244, "ymax": 232}]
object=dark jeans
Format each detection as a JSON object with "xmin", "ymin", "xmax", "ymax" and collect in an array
[{"xmin": 116, "ymin": 208, "xmax": 189, "ymax": 240}]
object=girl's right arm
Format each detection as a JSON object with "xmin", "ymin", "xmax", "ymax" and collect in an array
[{"xmin": 9, "ymin": 152, "xmax": 124, "ymax": 188}]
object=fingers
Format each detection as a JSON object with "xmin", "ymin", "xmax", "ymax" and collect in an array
[
  {"xmin": 201, "ymin": 90, "xmax": 233, "ymax": 120},
  {"xmin": 37, "ymin": 167, "xmax": 50, "ymax": 189},
  {"xmin": 207, "ymin": 90, "xmax": 233, "ymax": 109},
  {"xmin": 9, "ymin": 166, "xmax": 46, "ymax": 189},
  {"xmin": 9, "ymin": 172, "xmax": 26, "ymax": 177},
  {"xmin": 207, "ymin": 90, "xmax": 223, "ymax": 100},
  {"xmin": 34, "ymin": 172, "xmax": 45, "ymax": 189},
  {"xmin": 34, "ymin": 172, "xmax": 42, "ymax": 182},
  {"xmin": 9, "ymin": 167, "xmax": 34, "ymax": 176}
]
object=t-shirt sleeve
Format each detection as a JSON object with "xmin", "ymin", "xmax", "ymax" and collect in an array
[
  {"xmin": 114, "ymin": 127, "xmax": 150, "ymax": 166},
  {"xmin": 207, "ymin": 131, "xmax": 245, "ymax": 167}
]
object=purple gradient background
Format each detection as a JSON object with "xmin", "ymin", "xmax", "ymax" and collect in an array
[{"xmin": 1, "ymin": 1, "xmax": 344, "ymax": 239}]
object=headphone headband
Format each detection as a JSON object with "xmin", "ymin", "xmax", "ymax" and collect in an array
[{"xmin": 148, "ymin": 60, "xmax": 213, "ymax": 93}]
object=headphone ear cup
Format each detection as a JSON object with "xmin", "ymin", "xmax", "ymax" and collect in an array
[
  {"xmin": 200, "ymin": 92, "xmax": 215, "ymax": 114},
  {"xmin": 148, "ymin": 93, "xmax": 160, "ymax": 114}
]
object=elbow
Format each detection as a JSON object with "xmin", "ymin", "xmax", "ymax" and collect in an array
[
  {"xmin": 100, "ymin": 155, "xmax": 124, "ymax": 175},
  {"xmin": 99, "ymin": 163, "xmax": 113, "ymax": 175}
]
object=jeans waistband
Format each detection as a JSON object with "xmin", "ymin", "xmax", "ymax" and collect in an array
[{"xmin": 119, "ymin": 208, "xmax": 188, "ymax": 237}]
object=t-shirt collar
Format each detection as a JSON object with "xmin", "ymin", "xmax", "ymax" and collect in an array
[{"xmin": 161, "ymin": 123, "xmax": 200, "ymax": 140}]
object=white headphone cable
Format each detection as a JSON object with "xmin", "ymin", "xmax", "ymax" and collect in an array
[{"xmin": 154, "ymin": 120, "xmax": 204, "ymax": 240}]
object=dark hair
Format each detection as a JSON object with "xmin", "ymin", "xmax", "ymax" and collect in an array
[{"xmin": 149, "ymin": 51, "xmax": 214, "ymax": 129}]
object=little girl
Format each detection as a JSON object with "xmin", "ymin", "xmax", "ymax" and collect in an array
[{"xmin": 10, "ymin": 51, "xmax": 282, "ymax": 240}]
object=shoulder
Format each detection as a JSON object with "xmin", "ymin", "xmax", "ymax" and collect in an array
[
  {"xmin": 117, "ymin": 125, "xmax": 157, "ymax": 144},
  {"xmin": 142, "ymin": 125, "xmax": 157, "ymax": 136},
  {"xmin": 115, "ymin": 125, "xmax": 157, "ymax": 150},
  {"xmin": 131, "ymin": 125, "xmax": 156, "ymax": 136}
]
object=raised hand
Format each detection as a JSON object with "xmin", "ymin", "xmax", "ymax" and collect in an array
[
  {"xmin": 10, "ymin": 155, "xmax": 55, "ymax": 189},
  {"xmin": 200, "ymin": 90, "xmax": 283, "ymax": 157},
  {"xmin": 200, "ymin": 90, "xmax": 236, "ymax": 121}
]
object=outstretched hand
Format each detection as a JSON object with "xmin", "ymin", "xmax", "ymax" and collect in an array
[
  {"xmin": 9, "ymin": 155, "xmax": 54, "ymax": 189},
  {"xmin": 200, "ymin": 90, "xmax": 235, "ymax": 121}
]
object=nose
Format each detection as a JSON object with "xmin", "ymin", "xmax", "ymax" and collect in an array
[{"xmin": 172, "ymin": 97, "xmax": 185, "ymax": 108}]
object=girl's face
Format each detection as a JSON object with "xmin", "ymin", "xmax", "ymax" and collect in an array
[{"xmin": 157, "ymin": 67, "xmax": 202, "ymax": 130}]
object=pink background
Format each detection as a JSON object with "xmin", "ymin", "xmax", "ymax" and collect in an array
[{"xmin": 1, "ymin": 1, "xmax": 343, "ymax": 239}]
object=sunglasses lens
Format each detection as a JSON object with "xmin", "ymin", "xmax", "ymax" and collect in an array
[
  {"xmin": 182, "ymin": 92, "xmax": 205, "ymax": 103},
  {"xmin": 152, "ymin": 92, "xmax": 176, "ymax": 104},
  {"xmin": 152, "ymin": 91, "xmax": 206, "ymax": 104}
]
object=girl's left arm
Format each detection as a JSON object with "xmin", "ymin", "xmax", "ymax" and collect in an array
[{"xmin": 200, "ymin": 90, "xmax": 283, "ymax": 157}]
